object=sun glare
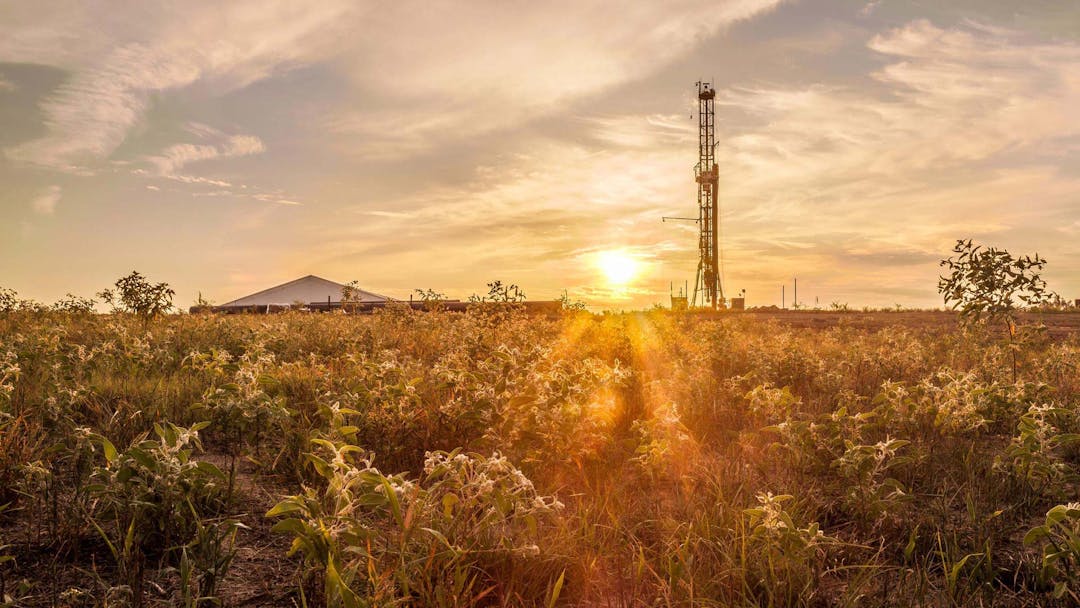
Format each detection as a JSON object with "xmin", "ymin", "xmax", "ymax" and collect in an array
[{"xmin": 597, "ymin": 250, "xmax": 640, "ymax": 286}]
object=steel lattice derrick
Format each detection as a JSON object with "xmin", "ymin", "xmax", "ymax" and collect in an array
[{"xmin": 693, "ymin": 81, "xmax": 723, "ymax": 310}]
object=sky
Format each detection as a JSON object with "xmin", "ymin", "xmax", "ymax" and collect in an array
[{"xmin": 1, "ymin": 0, "xmax": 1078, "ymax": 310}]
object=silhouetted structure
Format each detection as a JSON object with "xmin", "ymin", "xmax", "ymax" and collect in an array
[
  {"xmin": 694, "ymin": 81, "xmax": 724, "ymax": 310},
  {"xmin": 662, "ymin": 82, "xmax": 726, "ymax": 310},
  {"xmin": 204, "ymin": 275, "xmax": 386, "ymax": 313},
  {"xmin": 670, "ymin": 282, "xmax": 689, "ymax": 311},
  {"xmin": 190, "ymin": 275, "xmax": 561, "ymax": 315}
]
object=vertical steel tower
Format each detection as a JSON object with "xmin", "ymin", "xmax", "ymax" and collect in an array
[{"xmin": 694, "ymin": 81, "xmax": 723, "ymax": 309}]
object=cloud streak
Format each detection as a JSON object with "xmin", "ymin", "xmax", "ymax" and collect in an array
[
  {"xmin": 713, "ymin": 20, "xmax": 1080, "ymax": 228},
  {"xmin": 30, "ymin": 186, "xmax": 61, "ymax": 216},
  {"xmin": 145, "ymin": 132, "xmax": 265, "ymax": 176},
  {"xmin": 3, "ymin": 1, "xmax": 783, "ymax": 169},
  {"xmin": 322, "ymin": 0, "xmax": 784, "ymax": 158},
  {"xmin": 126, "ymin": 122, "xmax": 302, "ymax": 206},
  {"xmin": 2, "ymin": 4, "xmax": 1077, "ymax": 309},
  {"xmin": 308, "ymin": 19, "xmax": 1080, "ymax": 307},
  {"xmin": 2, "ymin": 1, "xmax": 355, "ymax": 172}
]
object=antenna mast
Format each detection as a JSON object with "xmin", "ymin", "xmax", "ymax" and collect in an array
[{"xmin": 694, "ymin": 81, "xmax": 724, "ymax": 310}]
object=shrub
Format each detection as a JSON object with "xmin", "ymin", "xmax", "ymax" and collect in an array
[
  {"xmin": 98, "ymin": 271, "xmax": 175, "ymax": 319},
  {"xmin": 938, "ymin": 239, "xmax": 1050, "ymax": 327}
]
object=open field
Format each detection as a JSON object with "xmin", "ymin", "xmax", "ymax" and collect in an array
[
  {"xmin": 729, "ymin": 310, "xmax": 1080, "ymax": 339},
  {"xmin": 2, "ymin": 306, "xmax": 1079, "ymax": 607}
]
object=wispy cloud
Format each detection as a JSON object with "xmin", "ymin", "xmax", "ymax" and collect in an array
[
  {"xmin": 583, "ymin": 114, "xmax": 694, "ymax": 149},
  {"xmin": 1, "ymin": 1, "xmax": 784, "ymax": 168},
  {"xmin": 308, "ymin": 18, "xmax": 1080, "ymax": 307},
  {"xmin": 2, "ymin": 4, "xmax": 1077, "ymax": 309},
  {"xmin": 860, "ymin": 1, "xmax": 881, "ymax": 17},
  {"xmin": 698, "ymin": 20, "xmax": 1080, "ymax": 303},
  {"xmin": 305, "ymin": 137, "xmax": 694, "ymax": 301},
  {"xmin": 188, "ymin": 190, "xmax": 300, "ymax": 206},
  {"xmin": 1, "ymin": 1, "xmax": 355, "ymax": 172},
  {"xmin": 145, "ymin": 133, "xmax": 265, "ymax": 176},
  {"xmin": 713, "ymin": 20, "xmax": 1080, "ymax": 219},
  {"xmin": 133, "ymin": 123, "xmax": 302, "ymax": 205},
  {"xmin": 322, "ymin": 0, "xmax": 784, "ymax": 159},
  {"xmin": 30, "ymin": 185, "xmax": 61, "ymax": 216}
]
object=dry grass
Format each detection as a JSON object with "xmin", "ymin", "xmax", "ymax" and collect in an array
[{"xmin": 1, "ymin": 307, "xmax": 1078, "ymax": 606}]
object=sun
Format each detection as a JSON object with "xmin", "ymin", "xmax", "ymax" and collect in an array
[{"xmin": 596, "ymin": 250, "xmax": 640, "ymax": 286}]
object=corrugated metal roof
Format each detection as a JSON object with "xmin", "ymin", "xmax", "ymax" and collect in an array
[{"xmin": 221, "ymin": 275, "xmax": 387, "ymax": 307}]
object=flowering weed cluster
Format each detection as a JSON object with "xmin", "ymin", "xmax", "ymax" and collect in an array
[{"xmin": 0, "ymin": 304, "xmax": 1078, "ymax": 605}]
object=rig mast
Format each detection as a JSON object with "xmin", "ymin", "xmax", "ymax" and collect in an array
[{"xmin": 694, "ymin": 81, "xmax": 723, "ymax": 309}]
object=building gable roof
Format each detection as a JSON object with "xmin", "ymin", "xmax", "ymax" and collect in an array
[{"xmin": 220, "ymin": 275, "xmax": 387, "ymax": 307}]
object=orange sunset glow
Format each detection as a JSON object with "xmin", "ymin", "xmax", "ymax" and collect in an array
[
  {"xmin": 1, "ymin": 2, "xmax": 1076, "ymax": 309},
  {"xmin": 3, "ymin": 4, "xmax": 1080, "ymax": 606}
]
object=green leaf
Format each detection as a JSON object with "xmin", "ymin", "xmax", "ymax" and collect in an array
[
  {"xmin": 442, "ymin": 493, "xmax": 459, "ymax": 519},
  {"xmin": 547, "ymin": 570, "xmax": 566, "ymax": 608},
  {"xmin": 1047, "ymin": 506, "xmax": 1069, "ymax": 526},
  {"xmin": 355, "ymin": 491, "xmax": 388, "ymax": 508},
  {"xmin": 308, "ymin": 454, "xmax": 333, "ymax": 479},
  {"xmin": 195, "ymin": 460, "xmax": 225, "ymax": 478},
  {"xmin": 1054, "ymin": 581, "xmax": 1068, "ymax": 599},
  {"xmin": 381, "ymin": 477, "xmax": 403, "ymax": 527},
  {"xmin": 1024, "ymin": 526, "xmax": 1048, "ymax": 546},
  {"xmin": 266, "ymin": 500, "xmax": 304, "ymax": 518},
  {"xmin": 421, "ymin": 527, "xmax": 455, "ymax": 552},
  {"xmin": 130, "ymin": 449, "xmax": 156, "ymax": 470},
  {"xmin": 326, "ymin": 557, "xmax": 361, "ymax": 608},
  {"xmin": 271, "ymin": 518, "xmax": 309, "ymax": 536},
  {"xmin": 1055, "ymin": 433, "xmax": 1080, "ymax": 446},
  {"xmin": 98, "ymin": 436, "xmax": 118, "ymax": 463},
  {"xmin": 948, "ymin": 553, "xmax": 979, "ymax": 588},
  {"xmin": 904, "ymin": 526, "xmax": 919, "ymax": 561}
]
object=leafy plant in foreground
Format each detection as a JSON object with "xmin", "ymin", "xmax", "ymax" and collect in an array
[
  {"xmin": 176, "ymin": 516, "xmax": 246, "ymax": 607},
  {"xmin": 268, "ymin": 440, "xmax": 563, "ymax": 606},
  {"xmin": 88, "ymin": 422, "xmax": 226, "ymax": 606},
  {"xmin": 1025, "ymin": 503, "xmax": 1080, "ymax": 601},
  {"xmin": 743, "ymin": 492, "xmax": 833, "ymax": 606},
  {"xmin": 833, "ymin": 437, "xmax": 913, "ymax": 528},
  {"xmin": 996, "ymin": 403, "xmax": 1080, "ymax": 497}
]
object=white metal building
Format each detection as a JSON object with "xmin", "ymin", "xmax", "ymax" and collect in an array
[{"xmin": 214, "ymin": 275, "xmax": 387, "ymax": 312}]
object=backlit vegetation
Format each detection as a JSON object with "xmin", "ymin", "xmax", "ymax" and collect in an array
[{"xmin": 0, "ymin": 280, "xmax": 1078, "ymax": 606}]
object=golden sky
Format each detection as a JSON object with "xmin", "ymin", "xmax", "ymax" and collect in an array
[{"xmin": 1, "ymin": 1, "xmax": 1078, "ymax": 309}]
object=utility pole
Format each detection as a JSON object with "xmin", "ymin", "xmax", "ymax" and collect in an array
[
  {"xmin": 794, "ymin": 277, "xmax": 798, "ymax": 310},
  {"xmin": 782, "ymin": 285, "xmax": 785, "ymax": 309}
]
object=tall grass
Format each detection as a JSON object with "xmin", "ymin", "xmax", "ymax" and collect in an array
[{"xmin": 0, "ymin": 306, "xmax": 1077, "ymax": 606}]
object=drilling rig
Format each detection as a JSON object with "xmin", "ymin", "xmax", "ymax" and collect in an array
[{"xmin": 665, "ymin": 81, "xmax": 725, "ymax": 310}]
